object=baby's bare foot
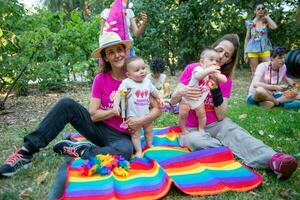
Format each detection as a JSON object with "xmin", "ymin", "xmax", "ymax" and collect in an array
[
  {"xmin": 181, "ymin": 129, "xmax": 190, "ymax": 135},
  {"xmin": 135, "ymin": 151, "xmax": 143, "ymax": 158}
]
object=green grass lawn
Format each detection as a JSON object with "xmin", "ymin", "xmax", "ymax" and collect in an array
[{"xmin": 0, "ymin": 69, "xmax": 299, "ymax": 199}]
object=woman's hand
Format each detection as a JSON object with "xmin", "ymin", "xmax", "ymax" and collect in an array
[
  {"xmin": 140, "ymin": 12, "xmax": 148, "ymax": 25},
  {"xmin": 126, "ymin": 117, "xmax": 144, "ymax": 133},
  {"xmin": 181, "ymin": 85, "xmax": 202, "ymax": 101},
  {"xmin": 276, "ymin": 84, "xmax": 288, "ymax": 91},
  {"xmin": 263, "ymin": 11, "xmax": 277, "ymax": 29},
  {"xmin": 170, "ymin": 83, "xmax": 201, "ymax": 105}
]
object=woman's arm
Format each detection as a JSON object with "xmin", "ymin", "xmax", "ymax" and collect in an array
[
  {"xmin": 130, "ymin": 12, "xmax": 147, "ymax": 37},
  {"xmin": 285, "ymin": 76, "xmax": 296, "ymax": 86},
  {"xmin": 126, "ymin": 95, "xmax": 161, "ymax": 131},
  {"xmin": 214, "ymin": 98, "xmax": 228, "ymax": 120},
  {"xmin": 252, "ymin": 74, "xmax": 285, "ymax": 91},
  {"xmin": 89, "ymin": 97, "xmax": 118, "ymax": 122},
  {"xmin": 209, "ymin": 74, "xmax": 229, "ymax": 120},
  {"xmin": 265, "ymin": 15, "xmax": 277, "ymax": 30}
]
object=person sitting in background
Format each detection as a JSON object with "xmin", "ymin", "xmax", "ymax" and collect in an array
[
  {"xmin": 147, "ymin": 57, "xmax": 170, "ymax": 98},
  {"xmin": 247, "ymin": 47, "xmax": 300, "ymax": 109}
]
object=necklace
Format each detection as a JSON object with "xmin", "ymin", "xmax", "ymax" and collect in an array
[{"xmin": 269, "ymin": 62, "xmax": 279, "ymax": 85}]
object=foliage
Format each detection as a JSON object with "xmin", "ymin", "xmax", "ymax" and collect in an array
[
  {"xmin": 0, "ymin": 0, "xmax": 27, "ymax": 109},
  {"xmin": 1, "ymin": 1, "xmax": 100, "ymax": 109},
  {"xmin": 0, "ymin": 0, "xmax": 299, "ymax": 109},
  {"xmin": 133, "ymin": 0, "xmax": 299, "ymax": 74},
  {"xmin": 40, "ymin": 0, "xmax": 113, "ymax": 19}
]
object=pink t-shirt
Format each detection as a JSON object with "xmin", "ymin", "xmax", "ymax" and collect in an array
[
  {"xmin": 248, "ymin": 61, "xmax": 287, "ymax": 96},
  {"xmin": 179, "ymin": 63, "xmax": 232, "ymax": 127},
  {"xmin": 91, "ymin": 72, "xmax": 129, "ymax": 134}
]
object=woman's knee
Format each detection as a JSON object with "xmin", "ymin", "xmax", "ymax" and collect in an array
[
  {"xmin": 253, "ymin": 87, "xmax": 269, "ymax": 100},
  {"xmin": 185, "ymin": 131, "xmax": 221, "ymax": 150},
  {"xmin": 56, "ymin": 97, "xmax": 79, "ymax": 110}
]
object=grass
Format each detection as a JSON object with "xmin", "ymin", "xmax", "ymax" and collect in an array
[{"xmin": 0, "ymin": 69, "xmax": 299, "ymax": 199}]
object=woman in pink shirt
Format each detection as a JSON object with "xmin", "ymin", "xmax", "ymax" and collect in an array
[
  {"xmin": 170, "ymin": 34, "xmax": 297, "ymax": 179},
  {"xmin": 247, "ymin": 47, "xmax": 300, "ymax": 108},
  {"xmin": 0, "ymin": 32, "xmax": 161, "ymax": 177}
]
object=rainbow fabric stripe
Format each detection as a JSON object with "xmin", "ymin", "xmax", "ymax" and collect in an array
[
  {"xmin": 144, "ymin": 146, "xmax": 262, "ymax": 196},
  {"xmin": 63, "ymin": 157, "xmax": 171, "ymax": 200},
  {"xmin": 61, "ymin": 126, "xmax": 263, "ymax": 199}
]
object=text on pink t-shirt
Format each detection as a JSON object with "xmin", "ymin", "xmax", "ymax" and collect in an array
[{"xmin": 91, "ymin": 72, "xmax": 129, "ymax": 134}]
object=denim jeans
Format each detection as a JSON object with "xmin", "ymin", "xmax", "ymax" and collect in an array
[{"xmin": 23, "ymin": 97, "xmax": 133, "ymax": 160}]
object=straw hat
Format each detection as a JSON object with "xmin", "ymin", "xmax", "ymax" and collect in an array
[{"xmin": 91, "ymin": 32, "xmax": 132, "ymax": 58}]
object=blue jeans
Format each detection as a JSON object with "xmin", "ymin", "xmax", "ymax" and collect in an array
[
  {"xmin": 23, "ymin": 97, "xmax": 133, "ymax": 160},
  {"xmin": 246, "ymin": 92, "xmax": 283, "ymax": 105}
]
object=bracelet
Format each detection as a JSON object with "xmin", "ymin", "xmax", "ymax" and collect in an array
[{"xmin": 211, "ymin": 87, "xmax": 223, "ymax": 107}]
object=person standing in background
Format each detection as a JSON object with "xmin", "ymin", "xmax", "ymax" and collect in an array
[{"xmin": 244, "ymin": 1, "xmax": 277, "ymax": 75}]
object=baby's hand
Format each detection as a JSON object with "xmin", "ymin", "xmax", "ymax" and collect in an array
[
  {"xmin": 207, "ymin": 65, "xmax": 221, "ymax": 74},
  {"xmin": 158, "ymin": 98, "xmax": 165, "ymax": 108}
]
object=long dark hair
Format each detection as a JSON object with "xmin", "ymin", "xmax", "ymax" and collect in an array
[
  {"xmin": 253, "ymin": 1, "xmax": 264, "ymax": 10},
  {"xmin": 252, "ymin": 1, "xmax": 265, "ymax": 18},
  {"xmin": 211, "ymin": 34, "xmax": 240, "ymax": 76}
]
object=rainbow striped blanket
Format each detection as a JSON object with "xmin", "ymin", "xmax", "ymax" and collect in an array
[{"xmin": 60, "ymin": 126, "xmax": 263, "ymax": 199}]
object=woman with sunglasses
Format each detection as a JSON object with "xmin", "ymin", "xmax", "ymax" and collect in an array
[
  {"xmin": 244, "ymin": 1, "xmax": 277, "ymax": 75},
  {"xmin": 247, "ymin": 47, "xmax": 300, "ymax": 108}
]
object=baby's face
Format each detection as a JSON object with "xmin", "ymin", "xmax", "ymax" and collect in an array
[
  {"xmin": 202, "ymin": 51, "xmax": 220, "ymax": 68},
  {"xmin": 126, "ymin": 59, "xmax": 147, "ymax": 83}
]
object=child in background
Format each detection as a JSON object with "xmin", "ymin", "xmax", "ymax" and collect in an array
[
  {"xmin": 114, "ymin": 56, "xmax": 164, "ymax": 158},
  {"xmin": 179, "ymin": 48, "xmax": 227, "ymax": 135},
  {"xmin": 147, "ymin": 57, "xmax": 170, "ymax": 98}
]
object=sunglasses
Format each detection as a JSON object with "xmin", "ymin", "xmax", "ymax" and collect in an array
[
  {"xmin": 256, "ymin": 6, "xmax": 265, "ymax": 11},
  {"xmin": 275, "ymin": 47, "xmax": 286, "ymax": 54}
]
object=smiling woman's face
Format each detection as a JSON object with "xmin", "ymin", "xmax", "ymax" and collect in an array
[
  {"xmin": 214, "ymin": 40, "xmax": 235, "ymax": 66},
  {"xmin": 104, "ymin": 44, "xmax": 126, "ymax": 69},
  {"xmin": 255, "ymin": 4, "xmax": 265, "ymax": 17}
]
